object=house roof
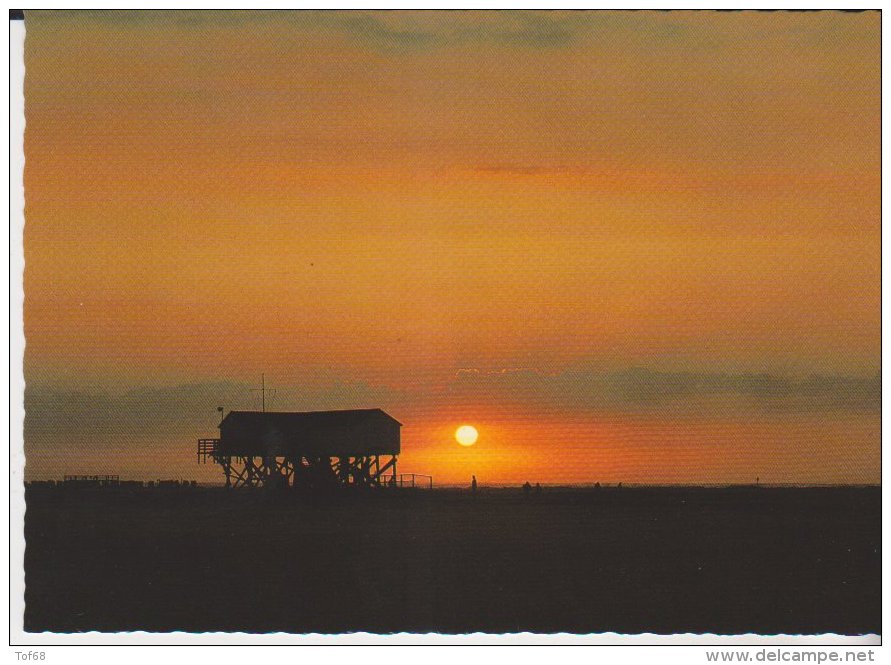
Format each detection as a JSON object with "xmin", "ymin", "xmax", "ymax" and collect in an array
[{"xmin": 220, "ymin": 408, "xmax": 402, "ymax": 430}]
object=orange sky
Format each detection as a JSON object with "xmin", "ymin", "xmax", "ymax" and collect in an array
[{"xmin": 23, "ymin": 10, "xmax": 880, "ymax": 484}]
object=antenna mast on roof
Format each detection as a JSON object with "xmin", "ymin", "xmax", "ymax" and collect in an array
[{"xmin": 250, "ymin": 373, "xmax": 275, "ymax": 412}]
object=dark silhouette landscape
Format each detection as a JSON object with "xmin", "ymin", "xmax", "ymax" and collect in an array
[{"xmin": 24, "ymin": 484, "xmax": 879, "ymax": 635}]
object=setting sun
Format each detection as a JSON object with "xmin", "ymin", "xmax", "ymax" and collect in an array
[{"xmin": 455, "ymin": 425, "xmax": 479, "ymax": 447}]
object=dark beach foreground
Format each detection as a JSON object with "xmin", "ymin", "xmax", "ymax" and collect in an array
[{"xmin": 24, "ymin": 485, "xmax": 880, "ymax": 635}]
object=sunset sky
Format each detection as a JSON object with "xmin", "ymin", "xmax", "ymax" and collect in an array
[{"xmin": 23, "ymin": 10, "xmax": 879, "ymax": 484}]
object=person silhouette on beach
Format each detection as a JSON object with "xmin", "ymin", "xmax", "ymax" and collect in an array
[
  {"xmin": 471, "ymin": 475, "xmax": 477, "ymax": 494},
  {"xmin": 523, "ymin": 481, "xmax": 532, "ymax": 498}
]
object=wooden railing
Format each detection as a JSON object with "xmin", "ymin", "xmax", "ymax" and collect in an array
[{"xmin": 197, "ymin": 438, "xmax": 220, "ymax": 464}]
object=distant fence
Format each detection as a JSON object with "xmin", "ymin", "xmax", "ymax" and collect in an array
[
  {"xmin": 63, "ymin": 474, "xmax": 119, "ymax": 486},
  {"xmin": 43, "ymin": 477, "xmax": 197, "ymax": 489},
  {"xmin": 384, "ymin": 473, "xmax": 433, "ymax": 489}
]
